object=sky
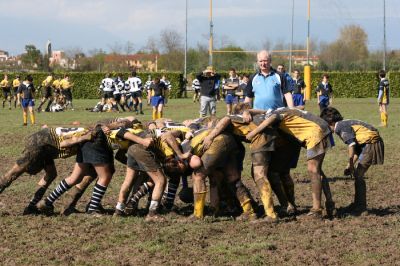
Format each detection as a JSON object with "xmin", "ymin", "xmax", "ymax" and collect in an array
[{"xmin": 1, "ymin": 0, "xmax": 399, "ymax": 56}]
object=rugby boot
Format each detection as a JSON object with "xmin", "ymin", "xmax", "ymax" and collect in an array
[
  {"xmin": 61, "ymin": 186, "xmax": 85, "ymax": 216},
  {"xmin": 36, "ymin": 199, "xmax": 54, "ymax": 215},
  {"xmin": 113, "ymin": 208, "xmax": 126, "ymax": 217},
  {"xmin": 22, "ymin": 205, "xmax": 40, "ymax": 215},
  {"xmin": 145, "ymin": 210, "xmax": 165, "ymax": 222},
  {"xmin": 302, "ymin": 208, "xmax": 323, "ymax": 221},
  {"xmin": 255, "ymin": 177, "xmax": 277, "ymax": 220},
  {"xmin": 193, "ymin": 191, "xmax": 207, "ymax": 219}
]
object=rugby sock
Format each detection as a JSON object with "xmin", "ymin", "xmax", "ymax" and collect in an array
[
  {"xmin": 116, "ymin": 202, "xmax": 125, "ymax": 212},
  {"xmin": 193, "ymin": 191, "xmax": 207, "ymax": 218},
  {"xmin": 88, "ymin": 183, "xmax": 107, "ymax": 212},
  {"xmin": 28, "ymin": 186, "xmax": 47, "ymax": 207},
  {"xmin": 30, "ymin": 113, "xmax": 35, "ymax": 124},
  {"xmin": 152, "ymin": 109, "xmax": 157, "ymax": 120},
  {"xmin": 380, "ymin": 112, "xmax": 385, "ymax": 125},
  {"xmin": 229, "ymin": 180, "xmax": 255, "ymax": 217},
  {"xmin": 384, "ymin": 112, "xmax": 388, "ymax": 126},
  {"xmin": 162, "ymin": 181, "xmax": 179, "ymax": 209},
  {"xmin": 45, "ymin": 180, "xmax": 71, "ymax": 206},
  {"xmin": 149, "ymin": 200, "xmax": 159, "ymax": 211},
  {"xmin": 159, "ymin": 111, "xmax": 163, "ymax": 119},
  {"xmin": 255, "ymin": 177, "xmax": 277, "ymax": 219},
  {"xmin": 129, "ymin": 182, "xmax": 151, "ymax": 207},
  {"xmin": 23, "ymin": 113, "xmax": 27, "ymax": 124},
  {"xmin": 139, "ymin": 102, "xmax": 143, "ymax": 112}
]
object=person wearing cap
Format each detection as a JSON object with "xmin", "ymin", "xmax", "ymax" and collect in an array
[{"xmin": 196, "ymin": 66, "xmax": 221, "ymax": 117}]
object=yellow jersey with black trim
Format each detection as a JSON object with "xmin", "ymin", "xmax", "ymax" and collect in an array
[
  {"xmin": 52, "ymin": 79, "xmax": 61, "ymax": 89},
  {"xmin": 271, "ymin": 108, "xmax": 331, "ymax": 149},
  {"xmin": 0, "ymin": 79, "xmax": 10, "ymax": 88},
  {"xmin": 13, "ymin": 79, "xmax": 20, "ymax": 88},
  {"xmin": 42, "ymin": 76, "xmax": 53, "ymax": 87},
  {"xmin": 106, "ymin": 128, "xmax": 145, "ymax": 151},
  {"xmin": 49, "ymin": 127, "xmax": 89, "ymax": 158},
  {"xmin": 185, "ymin": 129, "xmax": 211, "ymax": 157},
  {"xmin": 334, "ymin": 120, "xmax": 381, "ymax": 146},
  {"xmin": 60, "ymin": 79, "xmax": 71, "ymax": 89}
]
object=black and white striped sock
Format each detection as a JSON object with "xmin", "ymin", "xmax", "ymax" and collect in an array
[
  {"xmin": 45, "ymin": 180, "xmax": 71, "ymax": 206},
  {"xmin": 162, "ymin": 181, "xmax": 178, "ymax": 209},
  {"xmin": 130, "ymin": 183, "xmax": 150, "ymax": 206},
  {"xmin": 88, "ymin": 183, "xmax": 107, "ymax": 212}
]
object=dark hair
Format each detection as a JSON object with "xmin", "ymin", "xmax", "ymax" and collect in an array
[
  {"xmin": 320, "ymin": 107, "xmax": 343, "ymax": 125},
  {"xmin": 242, "ymin": 74, "xmax": 250, "ymax": 79},
  {"xmin": 293, "ymin": 69, "xmax": 300, "ymax": 73},
  {"xmin": 25, "ymin": 75, "xmax": 33, "ymax": 82},
  {"xmin": 277, "ymin": 64, "xmax": 285, "ymax": 68},
  {"xmin": 322, "ymin": 73, "xmax": 329, "ymax": 79},
  {"xmin": 379, "ymin": 69, "xmax": 386, "ymax": 78},
  {"xmin": 131, "ymin": 70, "xmax": 137, "ymax": 77},
  {"xmin": 229, "ymin": 68, "xmax": 236, "ymax": 72},
  {"xmin": 154, "ymin": 77, "xmax": 161, "ymax": 84}
]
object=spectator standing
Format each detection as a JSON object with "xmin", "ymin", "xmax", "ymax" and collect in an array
[
  {"xmin": 291, "ymin": 69, "xmax": 306, "ymax": 110},
  {"xmin": 377, "ymin": 70, "xmax": 390, "ymax": 127},
  {"xmin": 196, "ymin": 66, "xmax": 221, "ymax": 117},
  {"xmin": 223, "ymin": 68, "xmax": 240, "ymax": 115},
  {"xmin": 316, "ymin": 74, "xmax": 333, "ymax": 112}
]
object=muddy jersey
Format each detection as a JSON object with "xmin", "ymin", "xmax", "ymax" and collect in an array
[
  {"xmin": 334, "ymin": 120, "xmax": 381, "ymax": 146},
  {"xmin": 181, "ymin": 129, "xmax": 211, "ymax": 157},
  {"xmin": 106, "ymin": 127, "xmax": 146, "ymax": 151},
  {"xmin": 268, "ymin": 108, "xmax": 331, "ymax": 149},
  {"xmin": 227, "ymin": 115, "xmax": 277, "ymax": 153},
  {"xmin": 49, "ymin": 127, "xmax": 89, "ymax": 158}
]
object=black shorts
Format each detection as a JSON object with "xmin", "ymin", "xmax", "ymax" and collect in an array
[
  {"xmin": 76, "ymin": 131, "xmax": 114, "ymax": 165},
  {"xmin": 2, "ymin": 88, "xmax": 11, "ymax": 98},
  {"xmin": 13, "ymin": 87, "xmax": 19, "ymax": 96},
  {"xmin": 269, "ymin": 135, "xmax": 301, "ymax": 173},
  {"xmin": 103, "ymin": 91, "xmax": 114, "ymax": 99},
  {"xmin": 62, "ymin": 89, "xmax": 73, "ymax": 101},
  {"xmin": 42, "ymin": 86, "xmax": 52, "ymax": 98},
  {"xmin": 131, "ymin": 91, "xmax": 142, "ymax": 98},
  {"xmin": 127, "ymin": 144, "xmax": 161, "ymax": 172},
  {"xmin": 114, "ymin": 94, "xmax": 121, "ymax": 102}
]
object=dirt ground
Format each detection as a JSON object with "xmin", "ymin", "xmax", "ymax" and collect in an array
[{"xmin": 0, "ymin": 99, "xmax": 399, "ymax": 265}]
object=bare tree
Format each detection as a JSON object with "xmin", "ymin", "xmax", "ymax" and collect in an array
[
  {"xmin": 159, "ymin": 29, "xmax": 183, "ymax": 53},
  {"xmin": 124, "ymin": 41, "xmax": 135, "ymax": 55}
]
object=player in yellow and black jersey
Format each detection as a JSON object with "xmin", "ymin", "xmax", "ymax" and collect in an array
[
  {"xmin": 321, "ymin": 107, "xmax": 384, "ymax": 214},
  {"xmin": 12, "ymin": 75, "xmax": 21, "ymax": 108},
  {"xmin": 233, "ymin": 103, "xmax": 336, "ymax": 219},
  {"xmin": 0, "ymin": 74, "xmax": 11, "ymax": 109},
  {"xmin": 37, "ymin": 74, "xmax": 54, "ymax": 112},
  {"xmin": 0, "ymin": 126, "xmax": 94, "ymax": 214}
]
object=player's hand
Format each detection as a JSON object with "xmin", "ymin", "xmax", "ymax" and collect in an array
[
  {"xmin": 185, "ymin": 131, "xmax": 194, "ymax": 140},
  {"xmin": 242, "ymin": 111, "xmax": 252, "ymax": 123},
  {"xmin": 202, "ymin": 136, "xmax": 213, "ymax": 151},
  {"xmin": 141, "ymin": 138, "xmax": 153, "ymax": 148}
]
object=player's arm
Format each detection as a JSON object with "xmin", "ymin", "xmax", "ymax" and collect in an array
[
  {"xmin": 202, "ymin": 117, "xmax": 231, "ymax": 151},
  {"xmin": 161, "ymin": 131, "xmax": 190, "ymax": 160},
  {"xmin": 246, "ymin": 114, "xmax": 279, "ymax": 141},
  {"xmin": 284, "ymin": 92, "xmax": 294, "ymax": 108},
  {"xmin": 116, "ymin": 128, "xmax": 153, "ymax": 148},
  {"xmin": 347, "ymin": 144, "xmax": 356, "ymax": 176},
  {"xmin": 60, "ymin": 131, "xmax": 93, "ymax": 148}
]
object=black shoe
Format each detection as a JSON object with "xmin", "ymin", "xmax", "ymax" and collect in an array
[
  {"xmin": 36, "ymin": 200, "xmax": 54, "ymax": 215},
  {"xmin": 140, "ymin": 111, "xmax": 144, "ymax": 115},
  {"xmin": 23, "ymin": 123, "xmax": 27, "ymax": 126},
  {"xmin": 23, "ymin": 205, "xmax": 40, "ymax": 215},
  {"xmin": 61, "ymin": 206, "xmax": 80, "ymax": 216}
]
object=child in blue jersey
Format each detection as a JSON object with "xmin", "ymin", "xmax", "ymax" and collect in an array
[{"xmin": 316, "ymin": 74, "xmax": 333, "ymax": 112}]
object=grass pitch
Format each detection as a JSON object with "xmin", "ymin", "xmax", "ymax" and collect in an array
[{"xmin": 0, "ymin": 98, "xmax": 399, "ymax": 265}]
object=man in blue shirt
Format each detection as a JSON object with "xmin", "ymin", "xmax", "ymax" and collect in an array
[{"xmin": 245, "ymin": 50, "xmax": 293, "ymax": 111}]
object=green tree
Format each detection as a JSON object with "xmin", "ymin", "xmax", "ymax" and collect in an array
[{"xmin": 21, "ymin": 45, "xmax": 43, "ymax": 69}]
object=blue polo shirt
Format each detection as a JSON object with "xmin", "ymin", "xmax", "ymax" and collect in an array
[{"xmin": 245, "ymin": 70, "xmax": 290, "ymax": 110}]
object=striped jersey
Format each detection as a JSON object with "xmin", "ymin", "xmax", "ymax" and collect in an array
[
  {"xmin": 334, "ymin": 120, "xmax": 381, "ymax": 146},
  {"xmin": 126, "ymin": 77, "xmax": 142, "ymax": 92}
]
